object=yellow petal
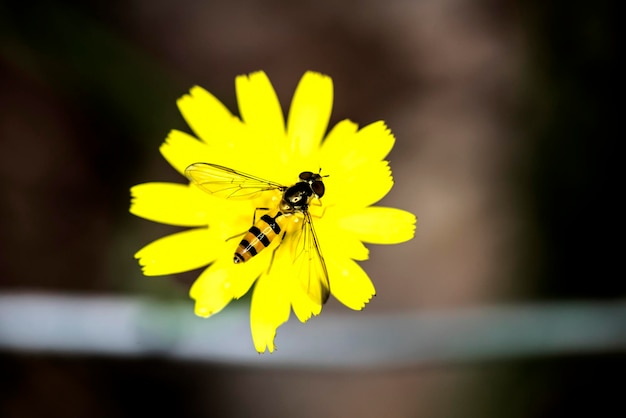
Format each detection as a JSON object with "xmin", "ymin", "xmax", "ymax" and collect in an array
[
  {"xmin": 287, "ymin": 71, "xmax": 333, "ymax": 158},
  {"xmin": 291, "ymin": 287, "xmax": 323, "ymax": 323},
  {"xmin": 339, "ymin": 207, "xmax": 417, "ymax": 244},
  {"xmin": 328, "ymin": 257, "xmax": 376, "ymax": 310},
  {"xmin": 235, "ymin": 71, "xmax": 285, "ymax": 144},
  {"xmin": 176, "ymin": 86, "xmax": 237, "ymax": 144},
  {"xmin": 319, "ymin": 118, "xmax": 358, "ymax": 162},
  {"xmin": 161, "ymin": 128, "xmax": 262, "ymax": 180},
  {"xmin": 226, "ymin": 246, "xmax": 274, "ymax": 299},
  {"xmin": 354, "ymin": 121, "xmax": 396, "ymax": 161},
  {"xmin": 322, "ymin": 160, "xmax": 393, "ymax": 208},
  {"xmin": 190, "ymin": 257, "xmax": 262, "ymax": 318},
  {"xmin": 159, "ymin": 130, "xmax": 214, "ymax": 175},
  {"xmin": 250, "ymin": 271, "xmax": 291, "ymax": 353},
  {"xmin": 320, "ymin": 120, "xmax": 395, "ymax": 169},
  {"xmin": 190, "ymin": 265, "xmax": 232, "ymax": 318},
  {"xmin": 270, "ymin": 240, "xmax": 323, "ymax": 323},
  {"xmin": 314, "ymin": 216, "xmax": 370, "ymax": 261},
  {"xmin": 321, "ymin": 119, "xmax": 359, "ymax": 151},
  {"xmin": 134, "ymin": 228, "xmax": 221, "ymax": 275},
  {"xmin": 130, "ymin": 182, "xmax": 212, "ymax": 227}
]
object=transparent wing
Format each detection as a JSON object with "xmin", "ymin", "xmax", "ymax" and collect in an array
[
  {"xmin": 185, "ymin": 163, "xmax": 286, "ymax": 199},
  {"xmin": 291, "ymin": 211, "xmax": 331, "ymax": 306}
]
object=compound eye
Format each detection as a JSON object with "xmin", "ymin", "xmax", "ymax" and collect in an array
[
  {"xmin": 312, "ymin": 181, "xmax": 325, "ymax": 197},
  {"xmin": 299, "ymin": 171, "xmax": 314, "ymax": 181}
]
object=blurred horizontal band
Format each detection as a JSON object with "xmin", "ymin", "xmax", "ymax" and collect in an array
[{"xmin": 1, "ymin": 293, "xmax": 625, "ymax": 369}]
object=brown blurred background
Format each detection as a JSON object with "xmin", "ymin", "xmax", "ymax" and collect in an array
[{"xmin": 0, "ymin": 0, "xmax": 622, "ymax": 417}]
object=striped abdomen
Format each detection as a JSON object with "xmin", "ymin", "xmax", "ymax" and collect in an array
[{"xmin": 234, "ymin": 211, "xmax": 286, "ymax": 263}]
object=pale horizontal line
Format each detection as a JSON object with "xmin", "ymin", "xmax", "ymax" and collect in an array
[{"xmin": 1, "ymin": 293, "xmax": 624, "ymax": 369}]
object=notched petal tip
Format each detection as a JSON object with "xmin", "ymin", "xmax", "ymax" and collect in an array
[
  {"xmin": 340, "ymin": 207, "xmax": 417, "ymax": 244},
  {"xmin": 194, "ymin": 305, "xmax": 214, "ymax": 318},
  {"xmin": 357, "ymin": 120, "xmax": 396, "ymax": 160},
  {"xmin": 253, "ymin": 328, "xmax": 278, "ymax": 354},
  {"xmin": 134, "ymin": 229, "xmax": 219, "ymax": 276},
  {"xmin": 159, "ymin": 129, "xmax": 213, "ymax": 175},
  {"xmin": 328, "ymin": 258, "xmax": 376, "ymax": 311},
  {"xmin": 175, "ymin": 86, "xmax": 236, "ymax": 146},
  {"xmin": 320, "ymin": 119, "xmax": 395, "ymax": 172},
  {"xmin": 257, "ymin": 345, "xmax": 276, "ymax": 355},
  {"xmin": 250, "ymin": 272, "xmax": 291, "ymax": 354},
  {"xmin": 188, "ymin": 260, "xmax": 263, "ymax": 321},
  {"xmin": 188, "ymin": 85, "xmax": 210, "ymax": 97},
  {"xmin": 355, "ymin": 291, "xmax": 376, "ymax": 311},
  {"xmin": 237, "ymin": 70, "xmax": 267, "ymax": 81},
  {"xmin": 129, "ymin": 182, "xmax": 214, "ymax": 227}
]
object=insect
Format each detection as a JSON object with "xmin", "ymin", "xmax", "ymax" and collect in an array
[{"xmin": 185, "ymin": 162, "xmax": 330, "ymax": 304}]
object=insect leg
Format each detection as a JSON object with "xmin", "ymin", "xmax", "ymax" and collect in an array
[
  {"xmin": 225, "ymin": 207, "xmax": 270, "ymax": 242},
  {"xmin": 252, "ymin": 207, "xmax": 270, "ymax": 224},
  {"xmin": 307, "ymin": 198, "xmax": 328, "ymax": 219},
  {"xmin": 225, "ymin": 231, "xmax": 246, "ymax": 242},
  {"xmin": 267, "ymin": 231, "xmax": 287, "ymax": 273}
]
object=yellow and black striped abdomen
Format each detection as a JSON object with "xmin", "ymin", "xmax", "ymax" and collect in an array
[{"xmin": 234, "ymin": 211, "xmax": 286, "ymax": 263}]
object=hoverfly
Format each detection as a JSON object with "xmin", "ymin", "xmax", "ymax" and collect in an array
[{"xmin": 185, "ymin": 163, "xmax": 330, "ymax": 304}]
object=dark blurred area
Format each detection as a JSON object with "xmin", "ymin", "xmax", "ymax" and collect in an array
[
  {"xmin": 521, "ymin": 1, "xmax": 621, "ymax": 300},
  {"xmin": 0, "ymin": 0, "xmax": 623, "ymax": 417}
]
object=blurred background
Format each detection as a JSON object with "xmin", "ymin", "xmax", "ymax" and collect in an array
[{"xmin": 0, "ymin": 0, "xmax": 622, "ymax": 417}]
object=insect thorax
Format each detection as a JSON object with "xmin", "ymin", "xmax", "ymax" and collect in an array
[{"xmin": 281, "ymin": 183, "xmax": 314, "ymax": 212}]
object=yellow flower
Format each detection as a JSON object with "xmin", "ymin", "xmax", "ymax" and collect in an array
[{"xmin": 130, "ymin": 71, "xmax": 416, "ymax": 353}]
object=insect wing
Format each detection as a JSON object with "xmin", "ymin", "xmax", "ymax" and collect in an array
[
  {"xmin": 291, "ymin": 211, "xmax": 331, "ymax": 306},
  {"xmin": 185, "ymin": 163, "xmax": 285, "ymax": 199}
]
